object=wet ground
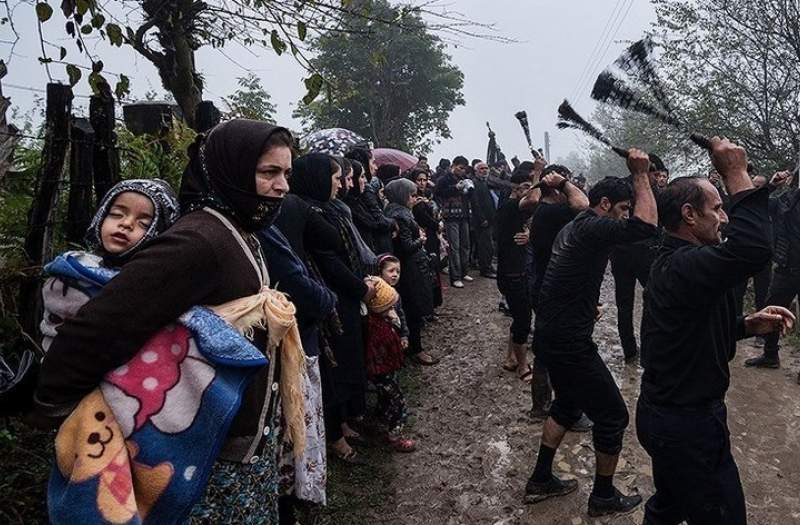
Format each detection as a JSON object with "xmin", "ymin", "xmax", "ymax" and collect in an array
[{"xmin": 335, "ymin": 271, "xmax": 800, "ymax": 524}]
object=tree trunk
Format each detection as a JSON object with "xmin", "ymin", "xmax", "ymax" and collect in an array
[{"xmin": 140, "ymin": 0, "xmax": 204, "ymax": 130}]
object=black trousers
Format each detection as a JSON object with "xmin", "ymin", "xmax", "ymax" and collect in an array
[
  {"xmin": 734, "ymin": 263, "xmax": 772, "ymax": 317},
  {"xmin": 762, "ymin": 268, "xmax": 800, "ymax": 356},
  {"xmin": 536, "ymin": 338, "xmax": 629, "ymax": 455},
  {"xmin": 498, "ymin": 274, "xmax": 532, "ymax": 345},
  {"xmin": 474, "ymin": 224, "xmax": 495, "ymax": 274},
  {"xmin": 636, "ymin": 398, "xmax": 746, "ymax": 525},
  {"xmin": 407, "ymin": 316, "xmax": 425, "ymax": 356},
  {"xmin": 610, "ymin": 250, "xmax": 652, "ymax": 358}
]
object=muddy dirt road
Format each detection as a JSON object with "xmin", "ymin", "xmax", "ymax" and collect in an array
[{"xmin": 341, "ymin": 272, "xmax": 800, "ymax": 525}]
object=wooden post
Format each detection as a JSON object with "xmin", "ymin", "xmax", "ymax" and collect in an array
[
  {"xmin": 66, "ymin": 118, "xmax": 95, "ymax": 245},
  {"xmin": 196, "ymin": 100, "xmax": 221, "ymax": 133},
  {"xmin": 18, "ymin": 83, "xmax": 73, "ymax": 337},
  {"xmin": 89, "ymin": 82, "xmax": 120, "ymax": 205}
]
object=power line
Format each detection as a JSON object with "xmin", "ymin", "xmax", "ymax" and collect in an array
[
  {"xmin": 580, "ymin": 0, "xmax": 635, "ymax": 100},
  {"xmin": 570, "ymin": 0, "xmax": 625, "ymax": 101}
]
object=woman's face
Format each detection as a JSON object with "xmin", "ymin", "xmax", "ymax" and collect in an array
[
  {"xmin": 368, "ymin": 155, "xmax": 378, "ymax": 176},
  {"xmin": 255, "ymin": 145, "xmax": 292, "ymax": 198},
  {"xmin": 415, "ymin": 174, "xmax": 428, "ymax": 193},
  {"xmin": 344, "ymin": 168, "xmax": 354, "ymax": 192},
  {"xmin": 358, "ymin": 171, "xmax": 367, "ymax": 193},
  {"xmin": 330, "ymin": 166, "xmax": 343, "ymax": 199}
]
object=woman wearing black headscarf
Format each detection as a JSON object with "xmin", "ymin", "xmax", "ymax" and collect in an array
[
  {"xmin": 274, "ymin": 153, "xmax": 376, "ymax": 463},
  {"xmin": 384, "ymin": 179, "xmax": 439, "ymax": 365},
  {"xmin": 34, "ymin": 119, "xmax": 294, "ymax": 523},
  {"xmin": 346, "ymin": 148, "xmax": 396, "ymax": 254}
]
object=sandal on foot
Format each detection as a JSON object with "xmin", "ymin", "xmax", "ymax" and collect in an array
[
  {"xmin": 519, "ymin": 365, "xmax": 534, "ymax": 384},
  {"xmin": 332, "ymin": 448, "xmax": 365, "ymax": 465}
]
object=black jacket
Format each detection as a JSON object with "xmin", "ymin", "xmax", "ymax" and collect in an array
[
  {"xmin": 535, "ymin": 209, "xmax": 658, "ymax": 345},
  {"xmin": 770, "ymin": 187, "xmax": 800, "ymax": 270},
  {"xmin": 434, "ymin": 172, "xmax": 470, "ymax": 221},
  {"xmin": 362, "ymin": 181, "xmax": 395, "ymax": 254},
  {"xmin": 470, "ymin": 177, "xmax": 497, "ymax": 228},
  {"xmin": 385, "ymin": 203, "xmax": 434, "ymax": 320},
  {"xmin": 641, "ymin": 188, "xmax": 772, "ymax": 407}
]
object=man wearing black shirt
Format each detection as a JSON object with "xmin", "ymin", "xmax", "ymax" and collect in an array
[
  {"xmin": 637, "ymin": 138, "xmax": 794, "ymax": 524},
  {"xmin": 525, "ymin": 151, "xmax": 658, "ymax": 517},
  {"xmin": 520, "ymin": 164, "xmax": 589, "ymax": 417},
  {"xmin": 610, "ymin": 154, "xmax": 668, "ymax": 362},
  {"xmin": 495, "ymin": 172, "xmax": 536, "ymax": 378}
]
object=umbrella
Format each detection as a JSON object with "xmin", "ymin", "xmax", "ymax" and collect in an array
[
  {"xmin": 301, "ymin": 128, "xmax": 368, "ymax": 156},
  {"xmin": 373, "ymin": 148, "xmax": 418, "ymax": 172}
]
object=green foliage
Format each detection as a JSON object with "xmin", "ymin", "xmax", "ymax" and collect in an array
[
  {"xmin": 116, "ymin": 119, "xmax": 196, "ymax": 191},
  {"xmin": 222, "ymin": 73, "xmax": 277, "ymax": 123},
  {"xmin": 651, "ymin": 0, "xmax": 799, "ymax": 172},
  {"xmin": 292, "ymin": 0, "xmax": 465, "ymax": 154}
]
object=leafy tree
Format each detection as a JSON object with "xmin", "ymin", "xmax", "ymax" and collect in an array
[
  {"xmin": 26, "ymin": 0, "xmax": 498, "ymax": 129},
  {"xmin": 223, "ymin": 73, "xmax": 277, "ymax": 122},
  {"xmin": 293, "ymin": 0, "xmax": 465, "ymax": 153},
  {"xmin": 651, "ymin": 0, "xmax": 799, "ymax": 172}
]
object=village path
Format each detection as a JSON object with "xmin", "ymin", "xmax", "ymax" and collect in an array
[{"xmin": 329, "ymin": 271, "xmax": 800, "ymax": 525}]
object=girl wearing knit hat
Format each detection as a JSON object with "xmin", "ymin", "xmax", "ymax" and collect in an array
[{"xmin": 364, "ymin": 273, "xmax": 416, "ymax": 453}]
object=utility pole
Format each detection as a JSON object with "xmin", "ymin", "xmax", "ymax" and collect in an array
[{"xmin": 544, "ymin": 131, "xmax": 551, "ymax": 162}]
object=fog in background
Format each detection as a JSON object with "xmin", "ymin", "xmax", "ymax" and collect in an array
[{"xmin": 1, "ymin": 0, "xmax": 655, "ymax": 167}]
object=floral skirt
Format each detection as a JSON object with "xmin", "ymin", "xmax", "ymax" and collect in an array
[
  {"xmin": 278, "ymin": 356, "xmax": 327, "ymax": 505},
  {"xmin": 188, "ymin": 431, "xmax": 280, "ymax": 524}
]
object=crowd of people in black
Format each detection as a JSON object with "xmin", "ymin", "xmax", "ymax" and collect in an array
[{"xmin": 22, "ymin": 116, "xmax": 800, "ymax": 524}]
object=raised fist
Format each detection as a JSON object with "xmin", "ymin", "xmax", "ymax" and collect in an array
[
  {"xmin": 626, "ymin": 149, "xmax": 650, "ymax": 176},
  {"xmin": 710, "ymin": 137, "xmax": 748, "ymax": 178}
]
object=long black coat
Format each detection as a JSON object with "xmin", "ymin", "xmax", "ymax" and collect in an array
[
  {"xmin": 275, "ymin": 195, "xmax": 368, "ymax": 390},
  {"xmin": 363, "ymin": 181, "xmax": 395, "ymax": 254},
  {"xmin": 385, "ymin": 203, "xmax": 434, "ymax": 320}
]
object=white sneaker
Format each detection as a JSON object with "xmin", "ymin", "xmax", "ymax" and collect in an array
[
  {"xmin": 463, "ymin": 275, "xmax": 474, "ymax": 282},
  {"xmin": 452, "ymin": 280, "xmax": 464, "ymax": 288}
]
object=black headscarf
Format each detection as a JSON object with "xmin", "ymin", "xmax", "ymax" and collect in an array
[
  {"xmin": 334, "ymin": 157, "xmax": 351, "ymax": 200},
  {"xmin": 345, "ymin": 147, "xmax": 373, "ymax": 181},
  {"xmin": 179, "ymin": 119, "xmax": 292, "ymax": 232},
  {"xmin": 291, "ymin": 153, "xmax": 336, "ymax": 204},
  {"xmin": 349, "ymin": 160, "xmax": 365, "ymax": 198}
]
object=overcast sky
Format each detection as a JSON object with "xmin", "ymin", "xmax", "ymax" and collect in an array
[{"xmin": 2, "ymin": 0, "xmax": 656, "ymax": 165}]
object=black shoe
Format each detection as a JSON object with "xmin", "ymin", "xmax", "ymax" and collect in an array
[
  {"xmin": 524, "ymin": 474, "xmax": 578, "ymax": 504},
  {"xmin": 623, "ymin": 349, "xmax": 639, "ymax": 364},
  {"xmin": 587, "ymin": 488, "xmax": 642, "ymax": 517},
  {"xmin": 480, "ymin": 272, "xmax": 497, "ymax": 279},
  {"xmin": 569, "ymin": 413, "xmax": 593, "ymax": 433},
  {"xmin": 744, "ymin": 354, "xmax": 780, "ymax": 369}
]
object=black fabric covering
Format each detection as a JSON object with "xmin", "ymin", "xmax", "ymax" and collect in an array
[{"xmin": 179, "ymin": 119, "xmax": 290, "ymax": 232}]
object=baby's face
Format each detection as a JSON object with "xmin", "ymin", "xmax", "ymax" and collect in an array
[
  {"xmin": 100, "ymin": 191, "xmax": 154, "ymax": 254},
  {"xmin": 381, "ymin": 263, "xmax": 401, "ymax": 287}
]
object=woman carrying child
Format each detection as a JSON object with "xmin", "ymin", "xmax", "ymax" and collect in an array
[{"xmin": 33, "ymin": 119, "xmax": 297, "ymax": 524}]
